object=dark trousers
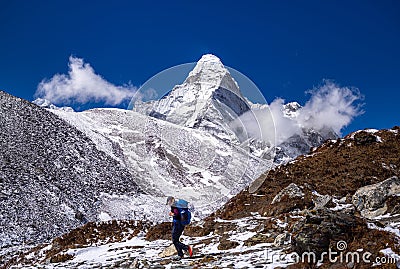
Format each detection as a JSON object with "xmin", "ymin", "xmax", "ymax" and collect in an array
[{"xmin": 172, "ymin": 221, "xmax": 188, "ymax": 257}]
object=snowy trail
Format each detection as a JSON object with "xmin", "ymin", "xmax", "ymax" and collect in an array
[{"xmin": 12, "ymin": 215, "xmax": 297, "ymax": 269}]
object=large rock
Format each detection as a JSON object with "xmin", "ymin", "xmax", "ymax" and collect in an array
[
  {"xmin": 271, "ymin": 183, "xmax": 304, "ymax": 204},
  {"xmin": 158, "ymin": 244, "xmax": 177, "ymax": 258},
  {"xmin": 352, "ymin": 176, "xmax": 400, "ymax": 219},
  {"xmin": 291, "ymin": 209, "xmax": 362, "ymax": 258},
  {"xmin": 273, "ymin": 233, "xmax": 290, "ymax": 247},
  {"xmin": 313, "ymin": 194, "xmax": 332, "ymax": 210},
  {"xmin": 353, "ymin": 131, "xmax": 377, "ymax": 145}
]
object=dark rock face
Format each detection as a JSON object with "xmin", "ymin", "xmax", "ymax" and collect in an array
[
  {"xmin": 274, "ymin": 128, "xmax": 339, "ymax": 164},
  {"xmin": 289, "ymin": 207, "xmax": 399, "ymax": 268},
  {"xmin": 354, "ymin": 131, "xmax": 377, "ymax": 145},
  {"xmin": 212, "ymin": 86, "xmax": 250, "ymax": 116},
  {"xmin": 291, "ymin": 209, "xmax": 361, "ymax": 257},
  {"xmin": 0, "ymin": 91, "xmax": 141, "ymax": 247}
]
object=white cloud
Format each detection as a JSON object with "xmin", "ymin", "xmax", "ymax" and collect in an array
[
  {"xmin": 35, "ymin": 56, "xmax": 136, "ymax": 106},
  {"xmin": 298, "ymin": 80, "xmax": 364, "ymax": 135},
  {"xmin": 232, "ymin": 80, "xmax": 364, "ymax": 145}
]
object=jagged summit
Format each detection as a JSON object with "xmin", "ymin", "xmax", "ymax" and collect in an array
[
  {"xmin": 184, "ymin": 54, "xmax": 242, "ymax": 97},
  {"xmin": 185, "ymin": 54, "xmax": 230, "ymax": 85},
  {"xmin": 134, "ymin": 54, "xmax": 250, "ymax": 141},
  {"xmin": 283, "ymin": 102, "xmax": 301, "ymax": 118},
  {"xmin": 198, "ymin": 53, "xmax": 222, "ymax": 62},
  {"xmin": 190, "ymin": 54, "xmax": 225, "ymax": 75}
]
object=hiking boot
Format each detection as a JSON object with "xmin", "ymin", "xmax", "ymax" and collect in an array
[{"xmin": 187, "ymin": 246, "xmax": 193, "ymax": 257}]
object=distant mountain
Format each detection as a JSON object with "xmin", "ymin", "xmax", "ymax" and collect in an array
[
  {"xmin": 28, "ymin": 54, "xmax": 339, "ymax": 222},
  {"xmin": 0, "ymin": 91, "xmax": 143, "ymax": 247},
  {"xmin": 34, "ymin": 55, "xmax": 275, "ymax": 220},
  {"xmin": 274, "ymin": 102, "xmax": 339, "ymax": 163},
  {"xmin": 33, "ymin": 98, "xmax": 74, "ymax": 112},
  {"xmin": 0, "ymin": 54, "xmax": 349, "ymax": 266},
  {"xmin": 134, "ymin": 54, "xmax": 338, "ymax": 163}
]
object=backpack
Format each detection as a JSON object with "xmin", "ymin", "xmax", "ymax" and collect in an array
[
  {"xmin": 174, "ymin": 199, "xmax": 189, "ymax": 208},
  {"xmin": 174, "ymin": 199, "xmax": 191, "ymax": 225},
  {"xmin": 178, "ymin": 207, "xmax": 191, "ymax": 225}
]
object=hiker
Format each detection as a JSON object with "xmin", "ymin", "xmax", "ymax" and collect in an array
[{"xmin": 166, "ymin": 196, "xmax": 193, "ymax": 259}]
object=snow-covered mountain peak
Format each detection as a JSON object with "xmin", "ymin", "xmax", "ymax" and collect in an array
[
  {"xmin": 192, "ymin": 54, "xmax": 225, "ymax": 71},
  {"xmin": 185, "ymin": 54, "xmax": 226, "ymax": 83},
  {"xmin": 283, "ymin": 102, "xmax": 301, "ymax": 118},
  {"xmin": 133, "ymin": 55, "xmax": 250, "ymax": 141},
  {"xmin": 132, "ymin": 55, "xmax": 336, "ymax": 163},
  {"xmin": 198, "ymin": 53, "xmax": 222, "ymax": 62}
]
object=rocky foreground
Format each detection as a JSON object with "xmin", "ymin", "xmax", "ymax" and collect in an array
[{"xmin": 3, "ymin": 128, "xmax": 400, "ymax": 268}]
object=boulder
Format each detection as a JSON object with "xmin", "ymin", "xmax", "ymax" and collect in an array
[
  {"xmin": 244, "ymin": 233, "xmax": 274, "ymax": 246},
  {"xmin": 353, "ymin": 131, "xmax": 377, "ymax": 145},
  {"xmin": 271, "ymin": 183, "xmax": 304, "ymax": 204},
  {"xmin": 273, "ymin": 233, "xmax": 289, "ymax": 247},
  {"xmin": 291, "ymin": 209, "xmax": 362, "ymax": 258},
  {"xmin": 158, "ymin": 244, "xmax": 177, "ymax": 258},
  {"xmin": 352, "ymin": 176, "xmax": 400, "ymax": 219},
  {"xmin": 313, "ymin": 194, "xmax": 332, "ymax": 210}
]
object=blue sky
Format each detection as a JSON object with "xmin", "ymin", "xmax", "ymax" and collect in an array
[{"xmin": 0, "ymin": 0, "xmax": 399, "ymax": 135}]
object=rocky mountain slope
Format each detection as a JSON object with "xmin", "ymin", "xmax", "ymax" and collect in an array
[
  {"xmin": 0, "ymin": 91, "xmax": 143, "ymax": 248},
  {"xmin": 8, "ymin": 127, "xmax": 399, "ymax": 268},
  {"xmin": 218, "ymin": 127, "xmax": 400, "ymax": 220},
  {"xmin": 209, "ymin": 127, "xmax": 400, "ymax": 268}
]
